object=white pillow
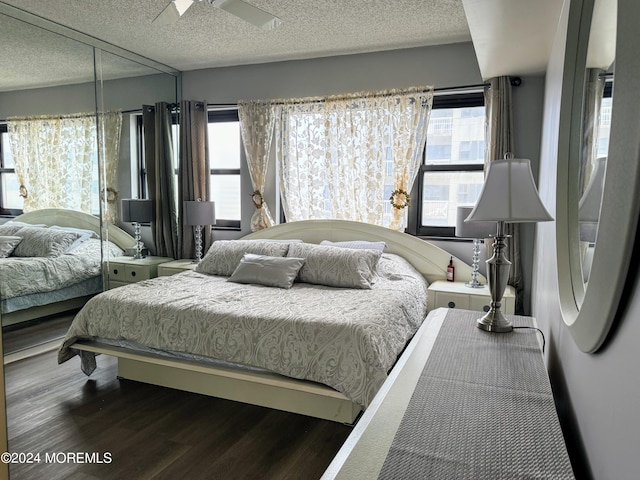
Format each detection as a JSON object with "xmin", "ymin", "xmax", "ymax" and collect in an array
[
  {"xmin": 0, "ymin": 236, "xmax": 22, "ymax": 258},
  {"xmin": 228, "ymin": 254, "xmax": 305, "ymax": 289},
  {"xmin": 3, "ymin": 220, "xmax": 47, "ymax": 228},
  {"xmin": 287, "ymin": 242, "xmax": 382, "ymax": 289},
  {"xmin": 50, "ymin": 225, "xmax": 97, "ymax": 252},
  {"xmin": 320, "ymin": 240, "xmax": 387, "ymax": 251}
]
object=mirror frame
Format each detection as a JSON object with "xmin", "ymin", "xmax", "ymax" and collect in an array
[{"xmin": 557, "ymin": 0, "xmax": 640, "ymax": 352}]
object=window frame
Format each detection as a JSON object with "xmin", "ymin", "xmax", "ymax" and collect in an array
[
  {"xmin": 135, "ymin": 108, "xmax": 242, "ymax": 230},
  {"xmin": 0, "ymin": 123, "xmax": 23, "ymax": 217},
  {"xmin": 207, "ymin": 109, "xmax": 241, "ymax": 230},
  {"xmin": 411, "ymin": 91, "xmax": 486, "ymax": 237}
]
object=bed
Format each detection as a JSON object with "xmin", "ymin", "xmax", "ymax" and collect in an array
[
  {"xmin": 58, "ymin": 220, "xmax": 480, "ymax": 423},
  {"xmin": 0, "ymin": 208, "xmax": 135, "ymax": 327}
]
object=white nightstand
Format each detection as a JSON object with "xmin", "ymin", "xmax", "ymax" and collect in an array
[
  {"xmin": 107, "ymin": 256, "xmax": 174, "ymax": 289},
  {"xmin": 157, "ymin": 259, "xmax": 198, "ymax": 276},
  {"xmin": 427, "ymin": 280, "xmax": 516, "ymax": 314}
]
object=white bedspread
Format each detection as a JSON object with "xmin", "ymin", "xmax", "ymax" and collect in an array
[
  {"xmin": 59, "ymin": 253, "xmax": 428, "ymax": 408},
  {"xmin": 0, "ymin": 239, "xmax": 121, "ymax": 300}
]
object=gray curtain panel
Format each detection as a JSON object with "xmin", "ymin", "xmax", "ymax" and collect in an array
[
  {"xmin": 484, "ymin": 77, "xmax": 523, "ymax": 313},
  {"xmin": 142, "ymin": 102, "xmax": 179, "ymax": 259},
  {"xmin": 178, "ymin": 100, "xmax": 211, "ymax": 259}
]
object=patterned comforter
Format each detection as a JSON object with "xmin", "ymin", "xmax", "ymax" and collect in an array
[
  {"xmin": 0, "ymin": 239, "xmax": 121, "ymax": 300},
  {"xmin": 58, "ymin": 253, "xmax": 428, "ymax": 408}
]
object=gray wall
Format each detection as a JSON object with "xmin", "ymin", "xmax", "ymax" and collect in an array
[
  {"xmin": 533, "ymin": 0, "xmax": 640, "ymax": 478},
  {"xmin": 183, "ymin": 43, "xmax": 545, "ymax": 314},
  {"xmin": 1, "ymin": 43, "xmax": 546, "ymax": 312}
]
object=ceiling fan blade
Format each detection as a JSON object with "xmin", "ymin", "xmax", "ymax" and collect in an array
[
  {"xmin": 153, "ymin": 0, "xmax": 195, "ymax": 25},
  {"xmin": 209, "ymin": 0, "xmax": 282, "ymax": 30}
]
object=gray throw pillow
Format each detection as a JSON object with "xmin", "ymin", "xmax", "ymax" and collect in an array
[
  {"xmin": 0, "ymin": 236, "xmax": 22, "ymax": 258},
  {"xmin": 227, "ymin": 254, "xmax": 305, "ymax": 289},
  {"xmin": 287, "ymin": 242, "xmax": 382, "ymax": 289},
  {"xmin": 196, "ymin": 240, "xmax": 290, "ymax": 276},
  {"xmin": 13, "ymin": 227, "xmax": 83, "ymax": 257}
]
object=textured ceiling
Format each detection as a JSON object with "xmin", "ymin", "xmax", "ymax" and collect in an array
[{"xmin": 0, "ymin": 0, "xmax": 472, "ymax": 91}]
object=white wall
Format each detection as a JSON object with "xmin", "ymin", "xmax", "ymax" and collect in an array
[{"xmin": 533, "ymin": 0, "xmax": 640, "ymax": 478}]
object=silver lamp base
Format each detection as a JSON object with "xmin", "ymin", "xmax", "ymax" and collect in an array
[
  {"xmin": 465, "ymin": 238, "xmax": 485, "ymax": 288},
  {"xmin": 477, "ymin": 308, "xmax": 513, "ymax": 332},
  {"xmin": 477, "ymin": 228, "xmax": 512, "ymax": 333},
  {"xmin": 132, "ymin": 222, "xmax": 146, "ymax": 260},
  {"xmin": 191, "ymin": 224, "xmax": 204, "ymax": 264},
  {"xmin": 466, "ymin": 278, "xmax": 485, "ymax": 288}
]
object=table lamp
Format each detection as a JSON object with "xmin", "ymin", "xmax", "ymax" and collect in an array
[
  {"xmin": 121, "ymin": 199, "xmax": 153, "ymax": 260},
  {"xmin": 455, "ymin": 206, "xmax": 496, "ymax": 288},
  {"xmin": 465, "ymin": 157, "xmax": 553, "ymax": 332},
  {"xmin": 184, "ymin": 199, "xmax": 216, "ymax": 263}
]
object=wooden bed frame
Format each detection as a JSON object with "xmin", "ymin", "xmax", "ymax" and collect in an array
[
  {"xmin": 68, "ymin": 220, "xmax": 481, "ymax": 424},
  {"xmin": 1, "ymin": 208, "xmax": 135, "ymax": 327}
]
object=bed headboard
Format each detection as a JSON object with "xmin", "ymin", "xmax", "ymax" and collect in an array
[
  {"xmin": 11, "ymin": 208, "xmax": 135, "ymax": 251},
  {"xmin": 243, "ymin": 219, "xmax": 483, "ymax": 284}
]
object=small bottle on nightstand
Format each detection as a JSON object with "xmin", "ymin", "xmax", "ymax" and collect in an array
[{"xmin": 447, "ymin": 256, "xmax": 455, "ymax": 282}]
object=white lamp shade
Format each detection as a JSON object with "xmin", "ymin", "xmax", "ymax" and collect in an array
[
  {"xmin": 184, "ymin": 200, "xmax": 216, "ymax": 226},
  {"xmin": 578, "ymin": 156, "xmax": 606, "ymax": 223},
  {"xmin": 466, "ymin": 158, "xmax": 554, "ymax": 223},
  {"xmin": 456, "ymin": 206, "xmax": 496, "ymax": 238},
  {"xmin": 121, "ymin": 199, "xmax": 153, "ymax": 223}
]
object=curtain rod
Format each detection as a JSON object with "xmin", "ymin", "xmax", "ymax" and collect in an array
[
  {"xmin": 0, "ymin": 111, "xmax": 123, "ymax": 123},
  {"xmin": 1, "ymin": 78, "xmax": 523, "ymax": 122}
]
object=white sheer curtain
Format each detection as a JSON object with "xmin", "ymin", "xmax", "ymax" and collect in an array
[
  {"xmin": 580, "ymin": 69, "xmax": 606, "ymax": 194},
  {"xmin": 274, "ymin": 87, "xmax": 433, "ymax": 230},
  {"xmin": 238, "ymin": 99, "xmax": 276, "ymax": 231},
  {"xmin": 8, "ymin": 112, "xmax": 121, "ymax": 215},
  {"xmin": 99, "ymin": 111, "xmax": 123, "ymax": 223}
]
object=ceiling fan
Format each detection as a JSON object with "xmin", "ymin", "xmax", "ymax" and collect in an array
[{"xmin": 153, "ymin": 0, "xmax": 282, "ymax": 30}]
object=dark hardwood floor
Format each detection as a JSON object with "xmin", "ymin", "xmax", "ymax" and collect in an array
[
  {"xmin": 4, "ymin": 351, "xmax": 353, "ymax": 480},
  {"xmin": 3, "ymin": 314, "xmax": 74, "ymax": 355}
]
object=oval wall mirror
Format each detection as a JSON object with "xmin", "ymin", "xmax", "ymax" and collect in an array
[{"xmin": 557, "ymin": 0, "xmax": 640, "ymax": 352}]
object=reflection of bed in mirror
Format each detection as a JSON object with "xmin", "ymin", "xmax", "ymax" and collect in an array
[
  {"xmin": 0, "ymin": 208, "xmax": 135, "ymax": 327},
  {"xmin": 58, "ymin": 219, "xmax": 476, "ymax": 423}
]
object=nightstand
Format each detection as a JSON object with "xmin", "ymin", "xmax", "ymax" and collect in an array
[
  {"xmin": 427, "ymin": 280, "xmax": 516, "ymax": 314},
  {"xmin": 157, "ymin": 259, "xmax": 198, "ymax": 276},
  {"xmin": 107, "ymin": 256, "xmax": 174, "ymax": 289}
]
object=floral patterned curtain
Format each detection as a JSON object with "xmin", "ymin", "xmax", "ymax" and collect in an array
[
  {"xmin": 274, "ymin": 87, "xmax": 433, "ymax": 230},
  {"xmin": 7, "ymin": 112, "xmax": 122, "ymax": 215},
  {"xmin": 99, "ymin": 111, "xmax": 123, "ymax": 223},
  {"xmin": 238, "ymin": 99, "xmax": 276, "ymax": 231}
]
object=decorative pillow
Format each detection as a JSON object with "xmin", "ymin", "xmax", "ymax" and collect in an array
[
  {"xmin": 228, "ymin": 254, "xmax": 306, "ymax": 289},
  {"xmin": 50, "ymin": 225, "xmax": 97, "ymax": 252},
  {"xmin": 3, "ymin": 220, "xmax": 47, "ymax": 228},
  {"xmin": 0, "ymin": 236, "xmax": 22, "ymax": 258},
  {"xmin": 320, "ymin": 240, "xmax": 387, "ymax": 251},
  {"xmin": 287, "ymin": 242, "xmax": 382, "ymax": 289},
  {"xmin": 196, "ymin": 240, "xmax": 290, "ymax": 276},
  {"xmin": 0, "ymin": 224, "xmax": 23, "ymax": 236},
  {"xmin": 12, "ymin": 227, "xmax": 84, "ymax": 257}
]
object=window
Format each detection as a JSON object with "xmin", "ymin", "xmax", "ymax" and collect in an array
[
  {"xmin": 414, "ymin": 91, "xmax": 485, "ymax": 236},
  {"xmin": 0, "ymin": 124, "xmax": 22, "ymax": 216},
  {"xmin": 135, "ymin": 109, "xmax": 242, "ymax": 229},
  {"xmin": 208, "ymin": 110, "xmax": 241, "ymax": 229},
  {"xmin": 596, "ymin": 79, "xmax": 613, "ymax": 158}
]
